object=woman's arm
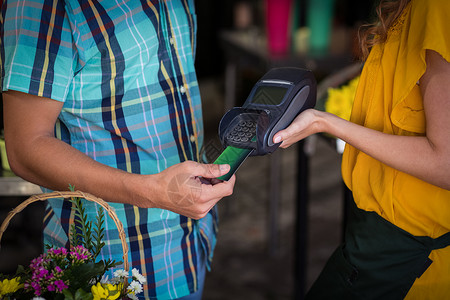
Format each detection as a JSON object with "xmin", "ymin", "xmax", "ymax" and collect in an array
[
  {"xmin": 273, "ymin": 50, "xmax": 450, "ymax": 189},
  {"xmin": 3, "ymin": 91, "xmax": 235, "ymax": 219}
]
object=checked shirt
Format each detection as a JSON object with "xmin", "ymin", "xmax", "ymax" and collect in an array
[{"xmin": 1, "ymin": 0, "xmax": 217, "ymax": 298}]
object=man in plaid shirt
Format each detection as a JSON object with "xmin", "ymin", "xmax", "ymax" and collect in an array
[{"xmin": 1, "ymin": 0, "xmax": 235, "ymax": 299}]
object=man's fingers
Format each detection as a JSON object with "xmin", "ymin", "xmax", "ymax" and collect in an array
[
  {"xmin": 200, "ymin": 174, "xmax": 235, "ymax": 200},
  {"xmin": 193, "ymin": 162, "xmax": 230, "ymax": 179}
]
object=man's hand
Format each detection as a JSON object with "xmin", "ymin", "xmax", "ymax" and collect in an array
[
  {"xmin": 3, "ymin": 90, "xmax": 237, "ymax": 215},
  {"xmin": 143, "ymin": 161, "xmax": 235, "ymax": 219}
]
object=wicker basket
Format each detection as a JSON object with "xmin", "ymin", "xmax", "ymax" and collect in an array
[{"xmin": 0, "ymin": 191, "xmax": 129, "ymax": 271}]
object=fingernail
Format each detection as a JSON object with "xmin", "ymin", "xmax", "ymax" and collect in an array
[
  {"xmin": 219, "ymin": 164, "xmax": 229, "ymax": 172},
  {"xmin": 274, "ymin": 136, "xmax": 282, "ymax": 144}
]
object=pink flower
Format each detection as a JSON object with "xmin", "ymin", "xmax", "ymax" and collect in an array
[
  {"xmin": 22, "ymin": 245, "xmax": 98, "ymax": 296},
  {"xmin": 30, "ymin": 281, "xmax": 42, "ymax": 296},
  {"xmin": 38, "ymin": 268, "xmax": 49, "ymax": 279},
  {"xmin": 69, "ymin": 245, "xmax": 92, "ymax": 264},
  {"xmin": 54, "ymin": 280, "xmax": 68, "ymax": 292},
  {"xmin": 48, "ymin": 247, "xmax": 68, "ymax": 257}
]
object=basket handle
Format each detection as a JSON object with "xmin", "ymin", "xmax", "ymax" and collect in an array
[{"xmin": 0, "ymin": 191, "xmax": 129, "ymax": 271}]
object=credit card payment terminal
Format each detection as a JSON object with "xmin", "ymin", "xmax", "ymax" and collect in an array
[{"xmin": 214, "ymin": 67, "xmax": 316, "ymax": 180}]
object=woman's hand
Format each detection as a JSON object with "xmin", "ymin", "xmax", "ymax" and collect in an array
[
  {"xmin": 272, "ymin": 109, "xmax": 325, "ymax": 148},
  {"xmin": 271, "ymin": 49, "xmax": 450, "ymax": 189}
]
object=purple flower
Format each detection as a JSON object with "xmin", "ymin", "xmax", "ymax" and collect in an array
[
  {"xmin": 30, "ymin": 281, "xmax": 42, "ymax": 296},
  {"xmin": 23, "ymin": 245, "xmax": 97, "ymax": 296},
  {"xmin": 69, "ymin": 245, "xmax": 92, "ymax": 264},
  {"xmin": 48, "ymin": 247, "xmax": 68, "ymax": 257},
  {"xmin": 39, "ymin": 268, "xmax": 49, "ymax": 278},
  {"xmin": 54, "ymin": 280, "xmax": 68, "ymax": 292}
]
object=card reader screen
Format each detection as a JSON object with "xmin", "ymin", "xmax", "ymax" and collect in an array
[{"xmin": 251, "ymin": 86, "xmax": 288, "ymax": 106}]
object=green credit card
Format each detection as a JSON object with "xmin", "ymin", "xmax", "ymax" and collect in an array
[{"xmin": 213, "ymin": 146, "xmax": 253, "ymax": 181}]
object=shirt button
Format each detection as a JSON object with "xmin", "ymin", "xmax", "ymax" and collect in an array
[
  {"xmin": 169, "ymin": 37, "xmax": 174, "ymax": 45},
  {"xmin": 190, "ymin": 135, "xmax": 196, "ymax": 142},
  {"xmin": 180, "ymin": 86, "xmax": 186, "ymax": 94}
]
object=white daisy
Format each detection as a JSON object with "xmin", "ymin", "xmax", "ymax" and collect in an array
[
  {"xmin": 127, "ymin": 280, "xmax": 143, "ymax": 295},
  {"xmin": 132, "ymin": 268, "xmax": 147, "ymax": 284},
  {"xmin": 127, "ymin": 293, "xmax": 138, "ymax": 300},
  {"xmin": 100, "ymin": 274, "xmax": 110, "ymax": 284},
  {"xmin": 113, "ymin": 269, "xmax": 129, "ymax": 278}
]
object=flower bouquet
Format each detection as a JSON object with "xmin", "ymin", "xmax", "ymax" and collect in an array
[
  {"xmin": 315, "ymin": 62, "xmax": 362, "ymax": 121},
  {"xmin": 0, "ymin": 189, "xmax": 144, "ymax": 300},
  {"xmin": 324, "ymin": 75, "xmax": 360, "ymax": 121}
]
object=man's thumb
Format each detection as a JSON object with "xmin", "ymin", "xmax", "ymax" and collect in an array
[{"xmin": 201, "ymin": 163, "xmax": 230, "ymax": 178}]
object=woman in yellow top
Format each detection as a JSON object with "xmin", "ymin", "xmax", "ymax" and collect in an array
[{"xmin": 273, "ymin": 0, "xmax": 450, "ymax": 298}]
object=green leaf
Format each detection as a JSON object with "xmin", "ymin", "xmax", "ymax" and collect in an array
[
  {"xmin": 66, "ymin": 185, "xmax": 108, "ymax": 261},
  {"xmin": 91, "ymin": 207, "xmax": 106, "ymax": 260},
  {"xmin": 74, "ymin": 288, "xmax": 93, "ymax": 300},
  {"xmin": 103, "ymin": 259, "xmax": 122, "ymax": 271},
  {"xmin": 64, "ymin": 261, "xmax": 106, "ymax": 293},
  {"xmin": 69, "ymin": 194, "xmax": 94, "ymax": 251},
  {"xmin": 63, "ymin": 287, "xmax": 94, "ymax": 300},
  {"xmin": 63, "ymin": 289, "xmax": 75, "ymax": 300}
]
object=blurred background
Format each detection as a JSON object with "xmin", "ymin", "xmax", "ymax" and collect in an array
[{"xmin": 0, "ymin": 0, "xmax": 378, "ymax": 299}]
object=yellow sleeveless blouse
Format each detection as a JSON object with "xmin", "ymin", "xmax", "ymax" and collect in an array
[{"xmin": 341, "ymin": 0, "xmax": 450, "ymax": 298}]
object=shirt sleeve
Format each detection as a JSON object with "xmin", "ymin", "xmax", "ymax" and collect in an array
[
  {"xmin": 1, "ymin": 0, "xmax": 75, "ymax": 102},
  {"xmin": 391, "ymin": 0, "xmax": 450, "ymax": 132}
]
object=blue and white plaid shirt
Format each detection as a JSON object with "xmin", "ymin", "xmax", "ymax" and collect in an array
[{"xmin": 1, "ymin": 0, "xmax": 217, "ymax": 298}]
